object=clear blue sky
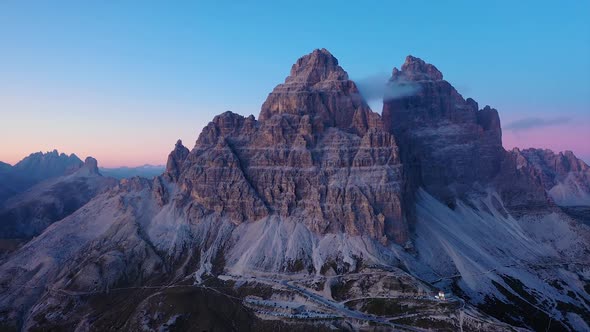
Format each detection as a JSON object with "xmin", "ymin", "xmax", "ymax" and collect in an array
[{"xmin": 1, "ymin": 1, "xmax": 589, "ymax": 166}]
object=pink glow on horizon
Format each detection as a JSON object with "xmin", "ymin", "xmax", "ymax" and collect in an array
[
  {"xmin": 3, "ymin": 125, "xmax": 588, "ymax": 167},
  {"xmin": 1, "ymin": 91, "xmax": 587, "ymax": 168},
  {"xmin": 503, "ymin": 123, "xmax": 590, "ymax": 163},
  {"xmin": 2, "ymin": 148, "xmax": 169, "ymax": 169},
  {"xmin": 0, "ymin": 91, "xmax": 210, "ymax": 168},
  {"xmin": 4, "ymin": 127, "xmax": 587, "ymax": 168}
]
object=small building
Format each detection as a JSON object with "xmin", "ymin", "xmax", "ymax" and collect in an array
[
  {"xmin": 435, "ymin": 290, "xmax": 446, "ymax": 300},
  {"xmin": 291, "ymin": 305, "xmax": 307, "ymax": 315}
]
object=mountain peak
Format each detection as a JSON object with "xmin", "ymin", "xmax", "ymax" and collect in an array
[
  {"xmin": 392, "ymin": 55, "xmax": 443, "ymax": 81},
  {"xmin": 259, "ymin": 49, "xmax": 370, "ymax": 132},
  {"xmin": 83, "ymin": 156, "xmax": 99, "ymax": 174},
  {"xmin": 286, "ymin": 48, "xmax": 348, "ymax": 85},
  {"xmin": 71, "ymin": 156, "xmax": 100, "ymax": 176},
  {"xmin": 13, "ymin": 150, "xmax": 83, "ymax": 180}
]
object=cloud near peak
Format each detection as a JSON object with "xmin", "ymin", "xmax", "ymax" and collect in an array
[
  {"xmin": 355, "ymin": 74, "xmax": 421, "ymax": 103},
  {"xmin": 504, "ymin": 116, "xmax": 571, "ymax": 131}
]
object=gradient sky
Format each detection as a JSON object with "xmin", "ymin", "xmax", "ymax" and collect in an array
[{"xmin": 1, "ymin": 1, "xmax": 589, "ymax": 167}]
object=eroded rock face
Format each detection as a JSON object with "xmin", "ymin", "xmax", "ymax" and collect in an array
[
  {"xmin": 176, "ymin": 49, "xmax": 407, "ymax": 244},
  {"xmin": 382, "ymin": 55, "xmax": 548, "ymax": 213}
]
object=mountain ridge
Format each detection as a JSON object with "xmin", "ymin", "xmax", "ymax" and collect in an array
[
  {"xmin": 0, "ymin": 156, "xmax": 117, "ymax": 244},
  {"xmin": 0, "ymin": 49, "xmax": 588, "ymax": 331}
]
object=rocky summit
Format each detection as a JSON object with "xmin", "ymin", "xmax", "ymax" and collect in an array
[{"xmin": 0, "ymin": 49, "xmax": 589, "ymax": 331}]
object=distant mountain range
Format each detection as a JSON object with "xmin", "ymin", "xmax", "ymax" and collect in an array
[
  {"xmin": 0, "ymin": 157, "xmax": 116, "ymax": 245},
  {"xmin": 99, "ymin": 164, "xmax": 165, "ymax": 179},
  {"xmin": 0, "ymin": 150, "xmax": 84, "ymax": 203},
  {"xmin": 0, "ymin": 153, "xmax": 118, "ymax": 257},
  {"xmin": 0, "ymin": 49, "xmax": 589, "ymax": 331},
  {"xmin": 0, "ymin": 154, "xmax": 165, "ymax": 256}
]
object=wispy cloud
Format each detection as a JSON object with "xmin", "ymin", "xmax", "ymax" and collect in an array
[
  {"xmin": 504, "ymin": 116, "xmax": 571, "ymax": 131},
  {"xmin": 355, "ymin": 74, "xmax": 421, "ymax": 103}
]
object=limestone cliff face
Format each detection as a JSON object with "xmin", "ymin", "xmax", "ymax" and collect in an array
[{"xmin": 175, "ymin": 49, "xmax": 407, "ymax": 244}]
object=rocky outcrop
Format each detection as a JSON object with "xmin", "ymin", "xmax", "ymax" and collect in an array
[
  {"xmin": 84, "ymin": 156, "xmax": 99, "ymax": 172},
  {"xmin": 73, "ymin": 156, "xmax": 100, "ymax": 176},
  {"xmin": 164, "ymin": 139, "xmax": 190, "ymax": 181},
  {"xmin": 176, "ymin": 49, "xmax": 407, "ymax": 244},
  {"xmin": 512, "ymin": 148, "xmax": 590, "ymax": 206}
]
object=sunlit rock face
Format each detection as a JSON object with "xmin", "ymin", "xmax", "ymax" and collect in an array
[{"xmin": 176, "ymin": 49, "xmax": 408, "ymax": 244}]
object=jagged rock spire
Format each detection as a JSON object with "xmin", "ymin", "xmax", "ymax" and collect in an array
[
  {"xmin": 164, "ymin": 139, "xmax": 189, "ymax": 181},
  {"xmin": 83, "ymin": 157, "xmax": 99, "ymax": 174}
]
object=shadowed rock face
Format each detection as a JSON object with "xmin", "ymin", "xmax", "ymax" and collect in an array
[
  {"xmin": 382, "ymin": 55, "xmax": 544, "ymax": 211},
  {"xmin": 176, "ymin": 49, "xmax": 407, "ymax": 244},
  {"xmin": 0, "ymin": 150, "xmax": 85, "ymax": 203},
  {"xmin": 12, "ymin": 150, "xmax": 84, "ymax": 180}
]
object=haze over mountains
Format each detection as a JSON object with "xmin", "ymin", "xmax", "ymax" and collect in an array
[
  {"xmin": 0, "ymin": 49, "xmax": 589, "ymax": 331},
  {"xmin": 0, "ymin": 150, "xmax": 83, "ymax": 203},
  {"xmin": 99, "ymin": 164, "xmax": 165, "ymax": 179},
  {"xmin": 0, "ymin": 153, "xmax": 165, "ymax": 255}
]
